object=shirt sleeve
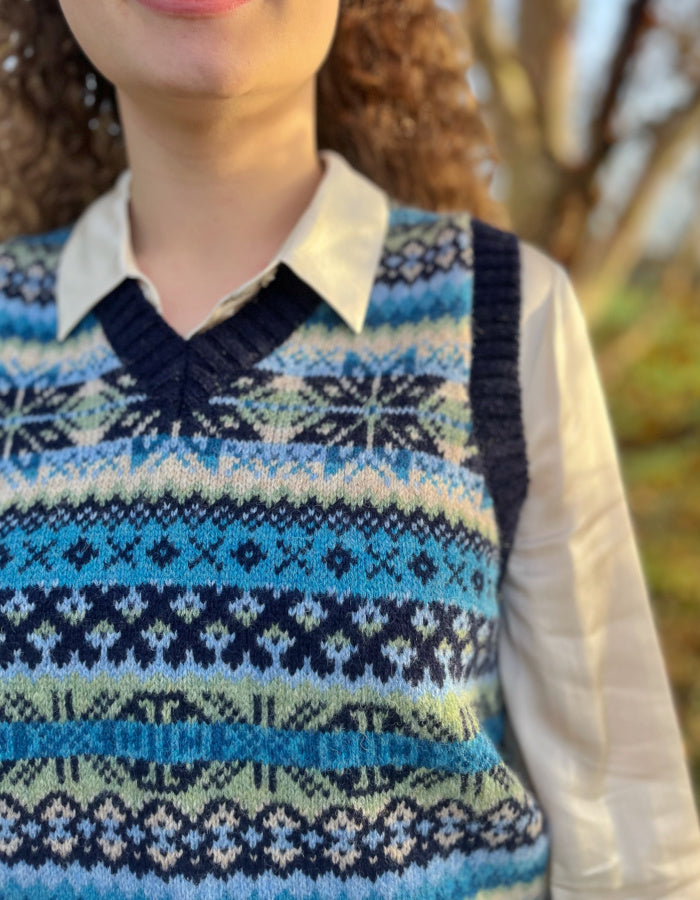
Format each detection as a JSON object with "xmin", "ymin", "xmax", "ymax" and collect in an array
[{"xmin": 497, "ymin": 241, "xmax": 700, "ymax": 899}]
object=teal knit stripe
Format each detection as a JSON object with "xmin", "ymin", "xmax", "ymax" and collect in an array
[{"xmin": 0, "ymin": 719, "xmax": 501, "ymax": 773}]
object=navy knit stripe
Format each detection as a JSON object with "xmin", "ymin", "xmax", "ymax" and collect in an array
[{"xmin": 469, "ymin": 218, "xmax": 529, "ymax": 588}]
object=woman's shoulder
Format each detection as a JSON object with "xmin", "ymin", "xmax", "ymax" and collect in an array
[
  {"xmin": 0, "ymin": 226, "xmax": 73, "ymax": 340},
  {"xmin": 1, "ymin": 224, "xmax": 73, "ymax": 290},
  {"xmin": 382, "ymin": 201, "xmax": 577, "ymax": 333},
  {"xmin": 385, "ymin": 201, "xmax": 565, "ymax": 289}
]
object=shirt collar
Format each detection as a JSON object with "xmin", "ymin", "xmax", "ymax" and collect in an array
[{"xmin": 55, "ymin": 149, "xmax": 390, "ymax": 342}]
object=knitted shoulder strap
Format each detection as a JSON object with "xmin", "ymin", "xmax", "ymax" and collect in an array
[{"xmin": 469, "ymin": 218, "xmax": 529, "ymax": 590}]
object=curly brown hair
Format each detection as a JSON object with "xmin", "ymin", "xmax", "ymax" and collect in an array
[{"xmin": 0, "ymin": 0, "xmax": 504, "ymax": 241}]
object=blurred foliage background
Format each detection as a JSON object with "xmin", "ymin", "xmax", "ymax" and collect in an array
[{"xmin": 456, "ymin": 0, "xmax": 700, "ymax": 805}]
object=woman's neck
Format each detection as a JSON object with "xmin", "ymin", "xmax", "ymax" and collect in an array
[{"xmin": 115, "ymin": 79, "xmax": 323, "ymax": 333}]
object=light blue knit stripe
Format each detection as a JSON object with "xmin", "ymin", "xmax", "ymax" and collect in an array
[
  {"xmin": 257, "ymin": 339, "xmax": 473, "ymax": 380},
  {"xmin": 0, "ymin": 323, "xmax": 473, "ymax": 384},
  {"xmin": 0, "ymin": 837, "xmax": 549, "ymax": 900},
  {"xmin": 0, "ymin": 435, "xmax": 489, "ymax": 500},
  {"xmin": 388, "ymin": 206, "xmax": 444, "ymax": 227},
  {"xmin": 352, "ymin": 275, "xmax": 472, "ymax": 330},
  {"xmin": 279, "ymin": 261, "xmax": 472, "ymax": 332},
  {"xmin": 368, "ymin": 270, "xmax": 471, "ymax": 310},
  {"xmin": 0, "ymin": 295, "xmax": 58, "ymax": 341},
  {"xmin": 0, "ymin": 720, "xmax": 501, "ymax": 772},
  {"xmin": 0, "ymin": 342, "xmax": 125, "ymax": 389},
  {"xmin": 8, "ymin": 226, "xmax": 72, "ymax": 245}
]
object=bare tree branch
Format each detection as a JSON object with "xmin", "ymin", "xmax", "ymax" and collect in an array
[
  {"xmin": 518, "ymin": 0, "xmax": 580, "ymax": 161},
  {"xmin": 465, "ymin": 0, "xmax": 540, "ymax": 158},
  {"xmin": 587, "ymin": 0, "xmax": 654, "ymax": 173},
  {"xmin": 576, "ymin": 88, "xmax": 700, "ymax": 321},
  {"xmin": 465, "ymin": 0, "xmax": 569, "ymax": 242},
  {"xmin": 540, "ymin": 0, "xmax": 656, "ymax": 266}
]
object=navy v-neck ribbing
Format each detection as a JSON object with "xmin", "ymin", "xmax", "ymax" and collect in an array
[{"xmin": 92, "ymin": 263, "xmax": 323, "ymax": 417}]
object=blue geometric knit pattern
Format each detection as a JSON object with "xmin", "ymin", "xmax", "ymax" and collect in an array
[{"xmin": 0, "ymin": 207, "xmax": 550, "ymax": 899}]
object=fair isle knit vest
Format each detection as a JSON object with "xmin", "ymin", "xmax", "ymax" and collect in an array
[{"xmin": 0, "ymin": 208, "xmax": 550, "ymax": 900}]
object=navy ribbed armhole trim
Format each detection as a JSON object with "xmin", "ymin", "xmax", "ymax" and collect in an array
[{"xmin": 469, "ymin": 218, "xmax": 529, "ymax": 589}]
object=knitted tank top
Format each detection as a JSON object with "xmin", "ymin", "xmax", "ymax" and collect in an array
[{"xmin": 0, "ymin": 208, "xmax": 550, "ymax": 899}]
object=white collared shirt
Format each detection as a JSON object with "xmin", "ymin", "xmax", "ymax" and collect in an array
[
  {"xmin": 53, "ymin": 149, "xmax": 700, "ymax": 898},
  {"xmin": 57, "ymin": 150, "xmax": 389, "ymax": 342}
]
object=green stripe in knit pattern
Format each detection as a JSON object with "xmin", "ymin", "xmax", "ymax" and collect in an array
[{"xmin": 0, "ymin": 672, "xmax": 503, "ymax": 733}]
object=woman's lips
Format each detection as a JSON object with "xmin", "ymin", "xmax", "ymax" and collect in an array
[{"xmin": 133, "ymin": 0, "xmax": 254, "ymax": 16}]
